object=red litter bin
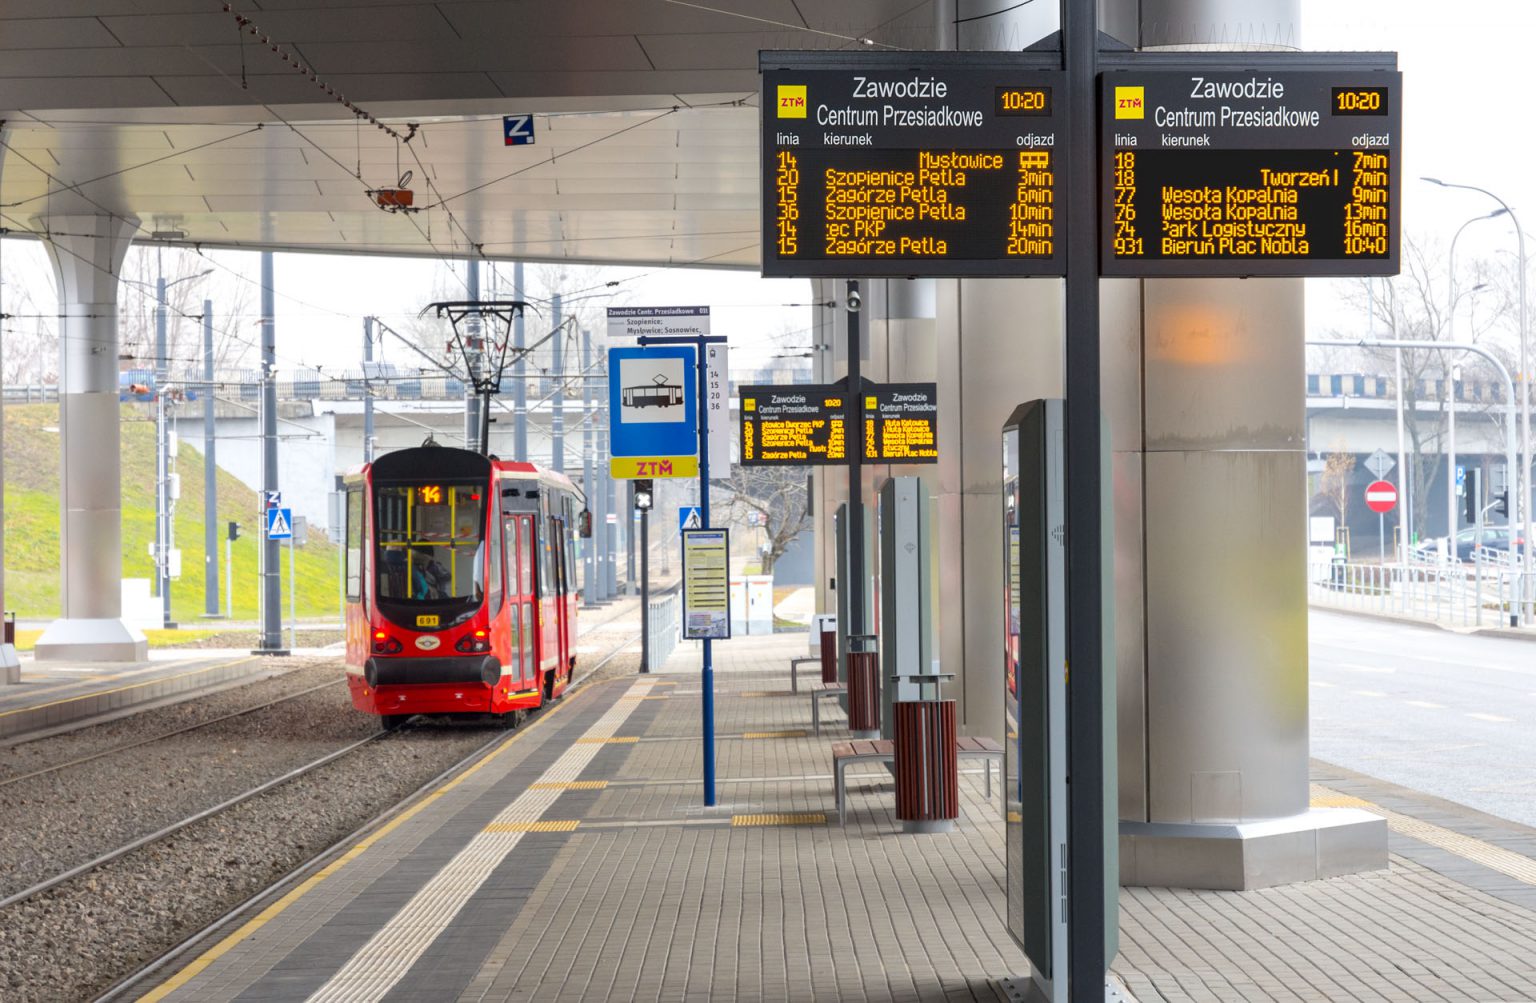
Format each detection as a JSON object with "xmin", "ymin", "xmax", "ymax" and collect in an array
[
  {"xmin": 819, "ymin": 620, "xmax": 838, "ymax": 685},
  {"xmin": 847, "ymin": 633, "xmax": 880, "ymax": 738},
  {"xmin": 893, "ymin": 672, "xmax": 958, "ymax": 834}
]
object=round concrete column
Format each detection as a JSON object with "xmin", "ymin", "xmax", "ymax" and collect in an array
[
  {"xmin": 33, "ymin": 214, "xmax": 147, "ymax": 662},
  {"xmin": 1115, "ymin": 0, "xmax": 1387, "ymax": 889}
]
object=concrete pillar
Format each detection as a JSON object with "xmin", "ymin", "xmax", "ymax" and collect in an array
[
  {"xmin": 34, "ymin": 214, "xmax": 148, "ymax": 662},
  {"xmin": 0, "ymin": 171, "xmax": 20, "ymax": 675},
  {"xmin": 1110, "ymin": 0, "xmax": 1387, "ymax": 889}
]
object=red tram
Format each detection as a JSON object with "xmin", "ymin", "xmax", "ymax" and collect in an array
[{"xmin": 341, "ymin": 445, "xmax": 581, "ymax": 728}]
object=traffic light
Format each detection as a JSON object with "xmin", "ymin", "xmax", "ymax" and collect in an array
[
  {"xmin": 1496, "ymin": 489, "xmax": 1510, "ymax": 519},
  {"xmin": 633, "ymin": 479, "xmax": 654, "ymax": 511},
  {"xmin": 578, "ymin": 509, "xmax": 593, "ymax": 538},
  {"xmin": 1465, "ymin": 469, "xmax": 1480, "ymax": 526},
  {"xmin": 228, "ymin": 521, "xmax": 242, "ymax": 541}
]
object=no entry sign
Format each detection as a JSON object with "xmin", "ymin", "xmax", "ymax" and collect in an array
[{"xmin": 1365, "ymin": 480, "xmax": 1398, "ymax": 514}]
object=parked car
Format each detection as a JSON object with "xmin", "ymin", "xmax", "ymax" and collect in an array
[{"xmin": 1415, "ymin": 527, "xmax": 1525, "ymax": 563}]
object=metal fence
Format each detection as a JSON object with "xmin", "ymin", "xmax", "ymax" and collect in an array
[
  {"xmin": 1309, "ymin": 554, "xmax": 1534, "ymax": 628},
  {"xmin": 645, "ymin": 584, "xmax": 682, "ymax": 670}
]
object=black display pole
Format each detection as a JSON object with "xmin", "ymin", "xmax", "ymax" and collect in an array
[
  {"xmin": 639, "ymin": 504, "xmax": 650, "ymax": 673},
  {"xmin": 1062, "ymin": 0, "xmax": 1107, "ymax": 994},
  {"xmin": 844, "ymin": 280, "xmax": 864, "ymax": 652}
]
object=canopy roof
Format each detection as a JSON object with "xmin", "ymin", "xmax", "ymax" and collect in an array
[{"xmin": 0, "ymin": 0, "xmax": 940, "ymax": 268}]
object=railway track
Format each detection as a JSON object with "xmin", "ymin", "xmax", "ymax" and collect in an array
[{"xmin": 96, "ymin": 624, "xmax": 642, "ymax": 1002}]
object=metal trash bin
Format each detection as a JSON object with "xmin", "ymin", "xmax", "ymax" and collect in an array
[
  {"xmin": 819, "ymin": 619, "xmax": 838, "ymax": 685},
  {"xmin": 847, "ymin": 633, "xmax": 880, "ymax": 738},
  {"xmin": 892, "ymin": 672, "xmax": 958, "ymax": 833}
]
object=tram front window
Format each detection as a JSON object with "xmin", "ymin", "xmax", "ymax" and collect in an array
[{"xmin": 375, "ymin": 484, "xmax": 484, "ymax": 618}]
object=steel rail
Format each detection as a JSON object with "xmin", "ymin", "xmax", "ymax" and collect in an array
[{"xmin": 0, "ymin": 732, "xmax": 384, "ymax": 913}]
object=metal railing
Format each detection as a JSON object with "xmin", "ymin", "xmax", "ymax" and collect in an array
[
  {"xmin": 645, "ymin": 584, "xmax": 682, "ymax": 670},
  {"xmin": 1309, "ymin": 556, "xmax": 1534, "ymax": 628}
]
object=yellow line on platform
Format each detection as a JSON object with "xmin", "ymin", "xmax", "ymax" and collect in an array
[
  {"xmin": 576, "ymin": 735, "xmax": 639, "ymax": 744},
  {"xmin": 141, "ymin": 671, "xmax": 602, "ymax": 1002},
  {"xmin": 731, "ymin": 813, "xmax": 826, "ymax": 827},
  {"xmin": 741, "ymin": 730, "xmax": 807, "ymax": 739},
  {"xmin": 530, "ymin": 780, "xmax": 608, "ymax": 790},
  {"xmin": 1310, "ymin": 783, "xmax": 1536, "ymax": 886},
  {"xmin": 484, "ymin": 820, "xmax": 580, "ymax": 833}
]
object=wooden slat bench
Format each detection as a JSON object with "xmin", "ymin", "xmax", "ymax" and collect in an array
[
  {"xmin": 810, "ymin": 684, "xmax": 847, "ymax": 736},
  {"xmin": 832, "ymin": 735, "xmax": 1006, "ymax": 824}
]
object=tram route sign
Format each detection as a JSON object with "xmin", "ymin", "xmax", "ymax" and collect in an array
[
  {"xmin": 1100, "ymin": 58, "xmax": 1401, "ymax": 277},
  {"xmin": 739, "ymin": 380, "xmax": 939, "ymax": 466},
  {"xmin": 760, "ymin": 51, "xmax": 1065, "ymax": 278}
]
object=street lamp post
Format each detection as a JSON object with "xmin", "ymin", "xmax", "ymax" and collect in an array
[
  {"xmin": 1446, "ymin": 210, "xmax": 1504, "ymax": 554},
  {"xmin": 1425, "ymin": 178, "xmax": 1529, "ymax": 622}
]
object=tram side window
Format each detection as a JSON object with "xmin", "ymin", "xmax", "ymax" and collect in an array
[
  {"xmin": 375, "ymin": 484, "xmax": 485, "ymax": 603},
  {"xmin": 519, "ymin": 519, "xmax": 533, "ymax": 596},
  {"xmin": 485, "ymin": 509, "xmax": 503, "ymax": 611},
  {"xmin": 345, "ymin": 490, "xmax": 364, "ymax": 600}
]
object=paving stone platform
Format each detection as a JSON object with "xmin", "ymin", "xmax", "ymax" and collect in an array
[{"xmin": 135, "ymin": 633, "xmax": 1536, "ymax": 1002}]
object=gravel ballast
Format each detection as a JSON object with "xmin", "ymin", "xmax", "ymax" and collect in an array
[{"xmin": 0, "ymin": 648, "xmax": 641, "ymax": 1002}]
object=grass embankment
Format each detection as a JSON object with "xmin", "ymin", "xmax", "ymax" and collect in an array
[{"xmin": 4, "ymin": 403, "xmax": 343, "ymax": 623}]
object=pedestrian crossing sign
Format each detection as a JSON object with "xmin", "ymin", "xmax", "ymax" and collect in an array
[
  {"xmin": 679, "ymin": 506, "xmax": 702, "ymax": 531},
  {"xmin": 267, "ymin": 506, "xmax": 293, "ymax": 540}
]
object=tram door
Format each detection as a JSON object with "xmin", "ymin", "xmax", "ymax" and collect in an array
[
  {"xmin": 549, "ymin": 515, "xmax": 572, "ymax": 682},
  {"xmin": 507, "ymin": 515, "xmax": 537, "ymax": 691}
]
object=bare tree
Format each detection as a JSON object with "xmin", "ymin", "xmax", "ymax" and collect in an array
[
  {"xmin": 1331, "ymin": 234, "xmax": 1510, "ymax": 541},
  {"xmin": 717, "ymin": 466, "xmax": 811, "ymax": 576},
  {"xmin": 1317, "ymin": 445, "xmax": 1356, "ymax": 528}
]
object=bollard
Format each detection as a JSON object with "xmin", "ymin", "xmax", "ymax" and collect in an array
[
  {"xmin": 847, "ymin": 633, "xmax": 880, "ymax": 737},
  {"xmin": 893, "ymin": 699, "xmax": 958, "ymax": 833},
  {"xmin": 819, "ymin": 621, "xmax": 838, "ymax": 685}
]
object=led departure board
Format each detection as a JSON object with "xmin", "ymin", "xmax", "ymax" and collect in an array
[
  {"xmin": 761, "ymin": 52, "xmax": 1065, "ymax": 278},
  {"xmin": 740, "ymin": 385, "xmax": 848, "ymax": 465},
  {"xmin": 861, "ymin": 383, "xmax": 938, "ymax": 463},
  {"xmin": 1100, "ymin": 64, "xmax": 1400, "ymax": 276},
  {"xmin": 740, "ymin": 381, "xmax": 941, "ymax": 466}
]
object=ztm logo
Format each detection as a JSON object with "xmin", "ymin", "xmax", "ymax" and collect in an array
[
  {"xmin": 1114, "ymin": 86, "xmax": 1145, "ymax": 119},
  {"xmin": 777, "ymin": 84, "xmax": 808, "ymax": 118}
]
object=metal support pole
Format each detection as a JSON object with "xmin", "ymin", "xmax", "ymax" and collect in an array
[
  {"xmin": 1448, "ymin": 363, "xmax": 1458, "ymax": 552},
  {"xmin": 697, "ymin": 338, "xmax": 714, "ymax": 806},
  {"xmin": 1063, "ymin": 0, "xmax": 1107, "ymax": 992},
  {"xmin": 156, "ymin": 388, "xmax": 171, "ymax": 628},
  {"xmin": 363, "ymin": 316, "xmax": 375, "ymax": 463},
  {"xmin": 583, "ymin": 329, "xmax": 598, "ymax": 607},
  {"xmin": 625, "ymin": 480, "xmax": 636, "ymax": 594},
  {"xmin": 258, "ymin": 250, "xmax": 284, "ymax": 654},
  {"xmin": 1395, "ymin": 347, "xmax": 1408, "ymax": 560},
  {"xmin": 225, "ymin": 537, "xmax": 233, "ymax": 620},
  {"xmin": 552, "ymin": 292, "xmax": 565, "ymax": 472},
  {"xmin": 288, "ymin": 536, "xmax": 297, "ymax": 649},
  {"xmin": 844, "ymin": 281, "xmax": 865, "ymax": 654},
  {"xmin": 513, "ymin": 262, "xmax": 528, "ymax": 462},
  {"xmin": 640, "ymin": 507, "xmax": 650, "ymax": 673},
  {"xmin": 465, "ymin": 258, "xmax": 481, "ymax": 451},
  {"xmin": 203, "ymin": 302, "xmax": 220, "ymax": 617}
]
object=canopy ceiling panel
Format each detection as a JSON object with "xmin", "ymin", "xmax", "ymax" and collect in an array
[{"xmin": 0, "ymin": 0, "xmax": 941, "ymax": 268}]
